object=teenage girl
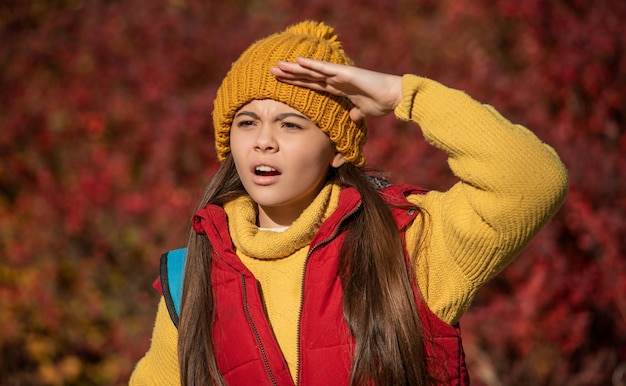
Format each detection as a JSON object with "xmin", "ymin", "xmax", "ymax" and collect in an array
[{"xmin": 130, "ymin": 21, "xmax": 568, "ymax": 385}]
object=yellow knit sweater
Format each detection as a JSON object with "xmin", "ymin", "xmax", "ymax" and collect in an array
[{"xmin": 129, "ymin": 75, "xmax": 568, "ymax": 385}]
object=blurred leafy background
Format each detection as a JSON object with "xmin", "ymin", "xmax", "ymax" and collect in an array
[{"xmin": 1, "ymin": 0, "xmax": 624, "ymax": 385}]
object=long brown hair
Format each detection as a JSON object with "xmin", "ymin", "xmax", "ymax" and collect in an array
[
  {"xmin": 178, "ymin": 156, "xmax": 244, "ymax": 386},
  {"xmin": 178, "ymin": 156, "xmax": 431, "ymax": 385}
]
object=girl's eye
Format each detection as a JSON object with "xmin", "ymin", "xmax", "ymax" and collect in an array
[
  {"xmin": 282, "ymin": 121, "xmax": 302, "ymax": 130},
  {"xmin": 236, "ymin": 120, "xmax": 255, "ymax": 128}
]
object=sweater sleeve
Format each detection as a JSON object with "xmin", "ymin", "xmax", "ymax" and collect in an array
[
  {"xmin": 129, "ymin": 298, "xmax": 181, "ymax": 385},
  {"xmin": 397, "ymin": 75, "xmax": 568, "ymax": 324}
]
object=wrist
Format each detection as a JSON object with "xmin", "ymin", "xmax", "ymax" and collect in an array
[{"xmin": 387, "ymin": 74, "xmax": 404, "ymax": 111}]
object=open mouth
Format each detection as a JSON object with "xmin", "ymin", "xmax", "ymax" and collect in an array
[{"xmin": 255, "ymin": 165, "xmax": 281, "ymax": 177}]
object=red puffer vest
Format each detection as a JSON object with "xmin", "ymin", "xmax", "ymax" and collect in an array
[{"xmin": 159, "ymin": 185, "xmax": 469, "ymax": 385}]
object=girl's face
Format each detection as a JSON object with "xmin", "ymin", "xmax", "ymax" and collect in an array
[{"xmin": 230, "ymin": 99, "xmax": 345, "ymax": 228}]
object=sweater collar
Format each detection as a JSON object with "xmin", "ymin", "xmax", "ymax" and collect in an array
[{"xmin": 223, "ymin": 183, "xmax": 342, "ymax": 260}]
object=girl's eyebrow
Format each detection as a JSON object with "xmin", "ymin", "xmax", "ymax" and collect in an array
[
  {"xmin": 234, "ymin": 111, "xmax": 259, "ymax": 120},
  {"xmin": 276, "ymin": 112, "xmax": 311, "ymax": 121}
]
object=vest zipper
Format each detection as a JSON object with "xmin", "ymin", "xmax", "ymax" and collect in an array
[
  {"xmin": 241, "ymin": 274, "xmax": 279, "ymax": 386},
  {"xmin": 295, "ymin": 202, "xmax": 362, "ymax": 385}
]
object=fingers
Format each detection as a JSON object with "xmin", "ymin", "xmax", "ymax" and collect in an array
[
  {"xmin": 271, "ymin": 77, "xmax": 332, "ymax": 93},
  {"xmin": 349, "ymin": 107, "xmax": 366, "ymax": 122},
  {"xmin": 270, "ymin": 59, "xmax": 347, "ymax": 95},
  {"xmin": 281, "ymin": 57, "xmax": 339, "ymax": 76},
  {"xmin": 270, "ymin": 58, "xmax": 338, "ymax": 81},
  {"xmin": 293, "ymin": 57, "xmax": 341, "ymax": 75}
]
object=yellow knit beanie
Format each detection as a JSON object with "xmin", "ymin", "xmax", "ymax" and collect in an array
[{"xmin": 212, "ymin": 20, "xmax": 367, "ymax": 167}]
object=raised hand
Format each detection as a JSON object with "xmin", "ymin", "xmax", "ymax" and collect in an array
[{"xmin": 270, "ymin": 57, "xmax": 403, "ymax": 122}]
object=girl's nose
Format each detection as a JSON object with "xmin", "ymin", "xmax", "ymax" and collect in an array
[{"xmin": 254, "ymin": 126, "xmax": 278, "ymax": 152}]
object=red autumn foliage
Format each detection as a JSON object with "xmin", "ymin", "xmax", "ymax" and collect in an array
[{"xmin": 1, "ymin": 0, "xmax": 624, "ymax": 384}]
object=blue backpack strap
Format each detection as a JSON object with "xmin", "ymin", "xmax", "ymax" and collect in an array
[{"xmin": 160, "ymin": 247, "xmax": 187, "ymax": 328}]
